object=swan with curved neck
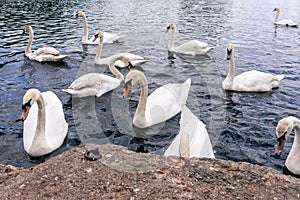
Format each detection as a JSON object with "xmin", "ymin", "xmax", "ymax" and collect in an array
[
  {"xmin": 275, "ymin": 116, "xmax": 300, "ymax": 175},
  {"xmin": 222, "ymin": 43, "xmax": 285, "ymax": 92},
  {"xmin": 75, "ymin": 11, "xmax": 125, "ymax": 44},
  {"xmin": 22, "ymin": 25, "xmax": 68, "ymax": 62},
  {"xmin": 63, "ymin": 55, "xmax": 132, "ymax": 97},
  {"xmin": 273, "ymin": 8, "xmax": 297, "ymax": 27},
  {"xmin": 164, "ymin": 105, "xmax": 215, "ymax": 158},
  {"xmin": 166, "ymin": 23, "xmax": 214, "ymax": 55},
  {"xmin": 123, "ymin": 70, "xmax": 191, "ymax": 128},
  {"xmin": 93, "ymin": 32, "xmax": 149, "ymax": 67},
  {"xmin": 21, "ymin": 88, "xmax": 68, "ymax": 157}
]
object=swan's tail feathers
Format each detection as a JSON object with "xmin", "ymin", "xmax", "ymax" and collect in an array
[
  {"xmin": 178, "ymin": 78, "xmax": 191, "ymax": 107},
  {"xmin": 62, "ymin": 88, "xmax": 73, "ymax": 94},
  {"xmin": 55, "ymin": 54, "xmax": 69, "ymax": 61},
  {"xmin": 131, "ymin": 59, "xmax": 150, "ymax": 67},
  {"xmin": 276, "ymin": 74, "xmax": 285, "ymax": 81}
]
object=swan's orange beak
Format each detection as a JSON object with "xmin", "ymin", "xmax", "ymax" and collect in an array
[
  {"xmin": 21, "ymin": 106, "xmax": 30, "ymax": 121},
  {"xmin": 123, "ymin": 80, "xmax": 132, "ymax": 98}
]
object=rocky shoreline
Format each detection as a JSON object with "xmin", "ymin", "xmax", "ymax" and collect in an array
[{"xmin": 0, "ymin": 144, "xmax": 299, "ymax": 199}]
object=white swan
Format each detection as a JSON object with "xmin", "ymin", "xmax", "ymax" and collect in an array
[
  {"xmin": 275, "ymin": 116, "xmax": 300, "ymax": 176},
  {"xmin": 22, "ymin": 25, "xmax": 68, "ymax": 62},
  {"xmin": 273, "ymin": 8, "xmax": 297, "ymax": 27},
  {"xmin": 123, "ymin": 70, "xmax": 191, "ymax": 128},
  {"xmin": 75, "ymin": 11, "xmax": 125, "ymax": 44},
  {"xmin": 166, "ymin": 23, "xmax": 214, "ymax": 55},
  {"xmin": 93, "ymin": 32, "xmax": 150, "ymax": 68},
  {"xmin": 222, "ymin": 43, "xmax": 285, "ymax": 92},
  {"xmin": 21, "ymin": 88, "xmax": 68, "ymax": 157},
  {"xmin": 164, "ymin": 105, "xmax": 215, "ymax": 158},
  {"xmin": 63, "ymin": 55, "xmax": 132, "ymax": 98}
]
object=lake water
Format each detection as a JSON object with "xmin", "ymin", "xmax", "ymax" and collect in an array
[{"xmin": 1, "ymin": 0, "xmax": 300, "ymax": 172}]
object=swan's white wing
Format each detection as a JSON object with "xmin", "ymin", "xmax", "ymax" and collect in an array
[
  {"xmin": 102, "ymin": 32, "xmax": 126, "ymax": 44},
  {"xmin": 164, "ymin": 105, "xmax": 215, "ymax": 158},
  {"xmin": 276, "ymin": 19, "xmax": 297, "ymax": 26},
  {"xmin": 63, "ymin": 73, "xmax": 120, "ymax": 97},
  {"xmin": 233, "ymin": 70, "xmax": 284, "ymax": 92},
  {"xmin": 43, "ymin": 91, "xmax": 68, "ymax": 150},
  {"xmin": 33, "ymin": 47, "xmax": 59, "ymax": 56},
  {"xmin": 174, "ymin": 40, "xmax": 208, "ymax": 52},
  {"xmin": 145, "ymin": 78, "xmax": 191, "ymax": 126}
]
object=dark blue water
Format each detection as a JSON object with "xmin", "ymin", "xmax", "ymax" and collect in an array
[{"xmin": 1, "ymin": 0, "xmax": 300, "ymax": 172}]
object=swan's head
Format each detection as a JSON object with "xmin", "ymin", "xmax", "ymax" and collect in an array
[
  {"xmin": 273, "ymin": 8, "xmax": 280, "ymax": 12},
  {"xmin": 226, "ymin": 43, "xmax": 234, "ymax": 60},
  {"xmin": 111, "ymin": 55, "xmax": 133, "ymax": 68},
  {"xmin": 75, "ymin": 11, "xmax": 85, "ymax": 18},
  {"xmin": 93, "ymin": 32, "xmax": 104, "ymax": 42},
  {"xmin": 123, "ymin": 70, "xmax": 146, "ymax": 98},
  {"xmin": 166, "ymin": 23, "xmax": 175, "ymax": 33},
  {"xmin": 22, "ymin": 25, "xmax": 32, "ymax": 34},
  {"xmin": 21, "ymin": 88, "xmax": 40, "ymax": 121},
  {"xmin": 274, "ymin": 117, "xmax": 293, "ymax": 156}
]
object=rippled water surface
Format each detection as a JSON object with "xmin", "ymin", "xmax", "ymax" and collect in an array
[{"xmin": 1, "ymin": 0, "xmax": 300, "ymax": 171}]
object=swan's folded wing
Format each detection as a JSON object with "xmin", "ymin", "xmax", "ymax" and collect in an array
[
  {"xmin": 43, "ymin": 91, "xmax": 68, "ymax": 149},
  {"xmin": 33, "ymin": 47, "xmax": 60, "ymax": 56},
  {"xmin": 67, "ymin": 73, "xmax": 104, "ymax": 90}
]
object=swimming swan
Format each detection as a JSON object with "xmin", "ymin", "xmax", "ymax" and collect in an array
[
  {"xmin": 166, "ymin": 23, "xmax": 214, "ymax": 55},
  {"xmin": 273, "ymin": 8, "xmax": 297, "ymax": 27},
  {"xmin": 22, "ymin": 25, "xmax": 68, "ymax": 62},
  {"xmin": 93, "ymin": 32, "xmax": 150, "ymax": 68},
  {"xmin": 164, "ymin": 105, "xmax": 215, "ymax": 158},
  {"xmin": 63, "ymin": 55, "xmax": 132, "ymax": 98},
  {"xmin": 123, "ymin": 70, "xmax": 191, "ymax": 128},
  {"xmin": 21, "ymin": 88, "xmax": 68, "ymax": 157},
  {"xmin": 275, "ymin": 116, "xmax": 300, "ymax": 176},
  {"xmin": 75, "ymin": 11, "xmax": 125, "ymax": 44},
  {"xmin": 222, "ymin": 43, "xmax": 285, "ymax": 92}
]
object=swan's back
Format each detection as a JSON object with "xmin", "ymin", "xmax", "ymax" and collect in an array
[
  {"xmin": 146, "ymin": 78, "xmax": 191, "ymax": 125},
  {"xmin": 233, "ymin": 70, "xmax": 284, "ymax": 92},
  {"xmin": 173, "ymin": 40, "xmax": 208, "ymax": 55},
  {"xmin": 164, "ymin": 105, "xmax": 215, "ymax": 158},
  {"xmin": 63, "ymin": 73, "xmax": 121, "ymax": 97}
]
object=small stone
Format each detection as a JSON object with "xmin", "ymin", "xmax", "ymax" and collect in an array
[{"xmin": 86, "ymin": 168, "xmax": 92, "ymax": 173}]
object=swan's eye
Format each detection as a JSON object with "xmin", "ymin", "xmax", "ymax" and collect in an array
[
  {"xmin": 277, "ymin": 131, "xmax": 287, "ymax": 142},
  {"xmin": 94, "ymin": 34, "xmax": 98, "ymax": 38},
  {"xmin": 124, "ymin": 79, "xmax": 132, "ymax": 89},
  {"xmin": 227, "ymin": 49, "xmax": 232, "ymax": 55},
  {"xmin": 22, "ymin": 99, "xmax": 32, "ymax": 110}
]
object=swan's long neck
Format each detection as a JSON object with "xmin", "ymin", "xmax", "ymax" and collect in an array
[
  {"xmin": 290, "ymin": 117, "xmax": 300, "ymax": 148},
  {"xmin": 26, "ymin": 28, "xmax": 34, "ymax": 55},
  {"xmin": 135, "ymin": 76, "xmax": 148, "ymax": 121},
  {"xmin": 31, "ymin": 93, "xmax": 47, "ymax": 147},
  {"xmin": 225, "ymin": 51, "xmax": 235, "ymax": 84},
  {"xmin": 109, "ymin": 58, "xmax": 123, "ymax": 80},
  {"xmin": 95, "ymin": 38, "xmax": 103, "ymax": 62},
  {"xmin": 274, "ymin": 10, "xmax": 280, "ymax": 23},
  {"xmin": 81, "ymin": 14, "xmax": 89, "ymax": 43},
  {"xmin": 285, "ymin": 116, "xmax": 300, "ymax": 174},
  {"xmin": 168, "ymin": 27, "xmax": 176, "ymax": 51}
]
